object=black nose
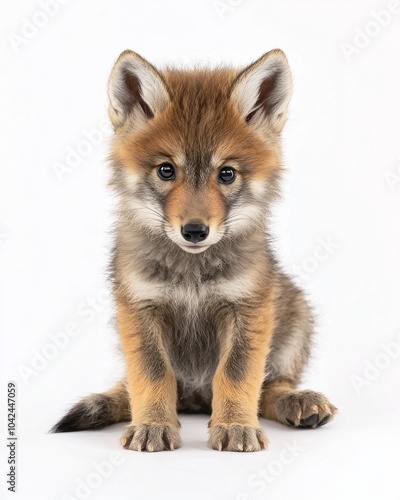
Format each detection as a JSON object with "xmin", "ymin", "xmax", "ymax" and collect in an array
[{"xmin": 181, "ymin": 223, "xmax": 209, "ymax": 243}]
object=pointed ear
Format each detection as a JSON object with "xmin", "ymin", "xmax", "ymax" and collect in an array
[
  {"xmin": 108, "ymin": 50, "xmax": 170, "ymax": 128},
  {"xmin": 229, "ymin": 49, "xmax": 292, "ymax": 133}
]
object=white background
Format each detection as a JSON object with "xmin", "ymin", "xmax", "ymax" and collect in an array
[{"xmin": 1, "ymin": 0, "xmax": 400, "ymax": 499}]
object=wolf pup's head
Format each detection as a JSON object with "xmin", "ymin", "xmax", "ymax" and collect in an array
[{"xmin": 109, "ymin": 50, "xmax": 292, "ymax": 254}]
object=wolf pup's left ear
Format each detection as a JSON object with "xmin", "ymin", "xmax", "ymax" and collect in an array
[
  {"xmin": 229, "ymin": 49, "xmax": 292, "ymax": 133},
  {"xmin": 108, "ymin": 50, "xmax": 170, "ymax": 129}
]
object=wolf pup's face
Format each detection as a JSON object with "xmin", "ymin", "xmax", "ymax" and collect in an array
[{"xmin": 108, "ymin": 50, "xmax": 292, "ymax": 254}]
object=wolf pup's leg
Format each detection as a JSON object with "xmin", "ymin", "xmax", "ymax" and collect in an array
[
  {"xmin": 117, "ymin": 298, "xmax": 181, "ymax": 452},
  {"xmin": 208, "ymin": 295, "xmax": 276, "ymax": 452},
  {"xmin": 259, "ymin": 276, "xmax": 337, "ymax": 428}
]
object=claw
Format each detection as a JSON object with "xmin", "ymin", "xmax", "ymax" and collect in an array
[
  {"xmin": 218, "ymin": 441, "xmax": 222, "ymax": 452},
  {"xmin": 170, "ymin": 443, "xmax": 175, "ymax": 451},
  {"xmin": 147, "ymin": 444, "xmax": 153, "ymax": 452},
  {"xmin": 237, "ymin": 443, "xmax": 243, "ymax": 451}
]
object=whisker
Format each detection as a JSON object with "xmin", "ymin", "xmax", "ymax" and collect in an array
[{"xmin": 128, "ymin": 201, "xmax": 169, "ymax": 224}]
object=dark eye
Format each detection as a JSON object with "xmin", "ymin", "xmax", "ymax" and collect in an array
[
  {"xmin": 218, "ymin": 166, "xmax": 236, "ymax": 184},
  {"xmin": 157, "ymin": 162, "xmax": 175, "ymax": 181}
]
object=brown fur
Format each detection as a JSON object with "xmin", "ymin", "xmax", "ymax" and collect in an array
[{"xmin": 51, "ymin": 49, "xmax": 337, "ymax": 451}]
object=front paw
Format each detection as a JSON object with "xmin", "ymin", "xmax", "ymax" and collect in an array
[
  {"xmin": 120, "ymin": 423, "xmax": 181, "ymax": 452},
  {"xmin": 208, "ymin": 423, "xmax": 268, "ymax": 452}
]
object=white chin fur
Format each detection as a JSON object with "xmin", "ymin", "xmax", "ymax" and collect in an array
[{"xmin": 178, "ymin": 244, "xmax": 210, "ymax": 254}]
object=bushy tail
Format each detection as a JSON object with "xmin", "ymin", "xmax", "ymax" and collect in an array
[{"xmin": 50, "ymin": 380, "xmax": 130, "ymax": 433}]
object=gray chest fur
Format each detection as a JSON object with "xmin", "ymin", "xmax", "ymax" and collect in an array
[
  {"xmin": 118, "ymin": 235, "xmax": 261, "ymax": 410},
  {"xmin": 169, "ymin": 302, "xmax": 219, "ymax": 413},
  {"xmin": 169, "ymin": 303, "xmax": 220, "ymax": 390}
]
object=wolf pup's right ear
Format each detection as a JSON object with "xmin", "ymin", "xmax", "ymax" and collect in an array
[
  {"xmin": 108, "ymin": 50, "xmax": 170, "ymax": 129},
  {"xmin": 229, "ymin": 49, "xmax": 292, "ymax": 134}
]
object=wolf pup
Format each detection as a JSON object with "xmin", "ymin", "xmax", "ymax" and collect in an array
[{"xmin": 52, "ymin": 49, "xmax": 337, "ymax": 452}]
